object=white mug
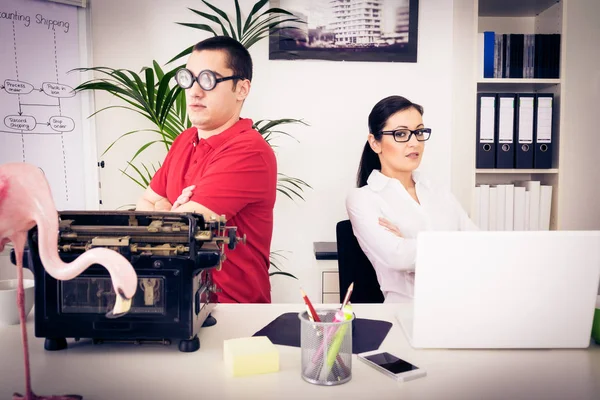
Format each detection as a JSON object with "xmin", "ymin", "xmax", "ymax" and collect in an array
[{"xmin": 0, "ymin": 279, "xmax": 35, "ymax": 325}]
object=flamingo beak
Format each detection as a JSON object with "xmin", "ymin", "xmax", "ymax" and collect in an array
[{"xmin": 105, "ymin": 289, "xmax": 132, "ymax": 319}]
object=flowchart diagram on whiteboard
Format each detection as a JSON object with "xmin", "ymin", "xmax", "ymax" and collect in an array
[{"xmin": 0, "ymin": 0, "xmax": 86, "ymax": 210}]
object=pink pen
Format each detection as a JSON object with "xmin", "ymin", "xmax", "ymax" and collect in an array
[{"xmin": 310, "ymin": 305, "xmax": 352, "ymax": 372}]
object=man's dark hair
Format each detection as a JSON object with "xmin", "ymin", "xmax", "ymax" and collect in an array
[{"xmin": 193, "ymin": 36, "xmax": 253, "ymax": 84}]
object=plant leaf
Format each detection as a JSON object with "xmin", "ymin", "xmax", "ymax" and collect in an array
[
  {"xmin": 145, "ymin": 67, "xmax": 155, "ymax": 110},
  {"xmin": 101, "ymin": 129, "xmax": 162, "ymax": 157},
  {"xmin": 256, "ymin": 118, "xmax": 308, "ymax": 132},
  {"xmin": 276, "ymin": 187, "xmax": 294, "ymax": 201},
  {"xmin": 186, "ymin": 7, "xmax": 229, "ymax": 36},
  {"xmin": 243, "ymin": 18, "xmax": 302, "ymax": 48},
  {"xmin": 234, "ymin": 0, "xmax": 242, "ymax": 38},
  {"xmin": 167, "ymin": 45, "xmax": 194, "ymax": 65},
  {"xmin": 243, "ymin": 33, "xmax": 269, "ymax": 49},
  {"xmin": 88, "ymin": 104, "xmax": 150, "ymax": 122},
  {"xmin": 201, "ymin": 0, "xmax": 237, "ymax": 40},
  {"xmin": 159, "ymin": 86, "xmax": 182, "ymax": 125},
  {"xmin": 269, "ymin": 271, "xmax": 297, "ymax": 279},
  {"xmin": 119, "ymin": 168, "xmax": 146, "ymax": 189},
  {"xmin": 124, "ymin": 161, "xmax": 148, "ymax": 185},
  {"xmin": 245, "ymin": 7, "xmax": 298, "ymax": 34},
  {"xmin": 243, "ymin": 0, "xmax": 268, "ymax": 32},
  {"xmin": 141, "ymin": 162, "xmax": 152, "ymax": 180},
  {"xmin": 242, "ymin": 14, "xmax": 280, "ymax": 43},
  {"xmin": 176, "ymin": 22, "xmax": 218, "ymax": 36},
  {"xmin": 278, "ymin": 185, "xmax": 304, "ymax": 201},
  {"xmin": 129, "ymin": 140, "xmax": 163, "ymax": 164},
  {"xmin": 153, "ymin": 60, "xmax": 165, "ymax": 80}
]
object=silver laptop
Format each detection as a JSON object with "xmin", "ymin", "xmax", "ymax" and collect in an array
[{"xmin": 396, "ymin": 231, "xmax": 600, "ymax": 349}]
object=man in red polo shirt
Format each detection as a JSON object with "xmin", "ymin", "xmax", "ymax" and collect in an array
[{"xmin": 135, "ymin": 36, "xmax": 277, "ymax": 303}]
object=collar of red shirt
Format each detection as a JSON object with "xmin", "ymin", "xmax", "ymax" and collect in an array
[{"xmin": 191, "ymin": 118, "xmax": 254, "ymax": 149}]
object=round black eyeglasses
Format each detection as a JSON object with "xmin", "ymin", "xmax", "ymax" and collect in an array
[{"xmin": 174, "ymin": 68, "xmax": 244, "ymax": 91}]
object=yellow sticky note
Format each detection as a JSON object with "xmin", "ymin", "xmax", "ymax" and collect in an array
[{"xmin": 223, "ymin": 336, "xmax": 280, "ymax": 377}]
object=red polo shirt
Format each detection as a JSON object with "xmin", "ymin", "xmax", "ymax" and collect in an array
[{"xmin": 150, "ymin": 118, "xmax": 277, "ymax": 303}]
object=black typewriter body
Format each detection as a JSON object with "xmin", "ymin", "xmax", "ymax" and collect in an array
[{"xmin": 16, "ymin": 211, "xmax": 242, "ymax": 353}]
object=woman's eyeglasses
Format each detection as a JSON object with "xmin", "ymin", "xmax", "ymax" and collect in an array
[
  {"xmin": 174, "ymin": 68, "xmax": 244, "ymax": 91},
  {"xmin": 380, "ymin": 128, "xmax": 432, "ymax": 143}
]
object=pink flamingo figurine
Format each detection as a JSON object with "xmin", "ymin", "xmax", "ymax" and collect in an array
[{"xmin": 0, "ymin": 162, "xmax": 138, "ymax": 400}]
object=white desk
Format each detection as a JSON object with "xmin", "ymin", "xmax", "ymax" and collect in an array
[{"xmin": 1, "ymin": 304, "xmax": 599, "ymax": 400}]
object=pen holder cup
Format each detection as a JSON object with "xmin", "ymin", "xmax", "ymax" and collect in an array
[{"xmin": 299, "ymin": 309, "xmax": 354, "ymax": 386}]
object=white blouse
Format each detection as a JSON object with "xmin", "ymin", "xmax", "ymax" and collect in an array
[{"xmin": 346, "ymin": 170, "xmax": 478, "ymax": 303}]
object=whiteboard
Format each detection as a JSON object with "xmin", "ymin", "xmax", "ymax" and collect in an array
[{"xmin": 0, "ymin": 0, "xmax": 98, "ymax": 211}]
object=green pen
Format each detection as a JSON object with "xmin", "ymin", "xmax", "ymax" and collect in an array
[{"xmin": 319, "ymin": 304, "xmax": 353, "ymax": 381}]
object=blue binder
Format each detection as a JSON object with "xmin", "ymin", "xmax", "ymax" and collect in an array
[
  {"xmin": 476, "ymin": 93, "xmax": 496, "ymax": 169},
  {"xmin": 495, "ymin": 93, "xmax": 516, "ymax": 168},
  {"xmin": 483, "ymin": 31, "xmax": 495, "ymax": 78},
  {"xmin": 534, "ymin": 93, "xmax": 554, "ymax": 169},
  {"xmin": 515, "ymin": 94, "xmax": 535, "ymax": 169}
]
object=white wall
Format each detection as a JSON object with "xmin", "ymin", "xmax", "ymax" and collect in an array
[
  {"xmin": 451, "ymin": 0, "xmax": 477, "ymax": 213},
  {"xmin": 558, "ymin": 0, "xmax": 600, "ymax": 230},
  {"xmin": 88, "ymin": 0, "xmax": 457, "ymax": 303}
]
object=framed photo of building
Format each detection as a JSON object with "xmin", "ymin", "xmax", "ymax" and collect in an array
[{"xmin": 269, "ymin": 0, "xmax": 419, "ymax": 62}]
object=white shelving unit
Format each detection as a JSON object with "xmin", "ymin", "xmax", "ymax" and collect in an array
[
  {"xmin": 472, "ymin": 0, "xmax": 564, "ymax": 230},
  {"xmin": 477, "ymin": 78, "xmax": 560, "ymax": 92},
  {"xmin": 451, "ymin": 0, "xmax": 600, "ymax": 230},
  {"xmin": 478, "ymin": 0, "xmax": 559, "ymax": 17},
  {"xmin": 451, "ymin": 0, "xmax": 600, "ymax": 231},
  {"xmin": 477, "ymin": 78, "xmax": 560, "ymax": 84},
  {"xmin": 476, "ymin": 169, "xmax": 559, "ymax": 174}
]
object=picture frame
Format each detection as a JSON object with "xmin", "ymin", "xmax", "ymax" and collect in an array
[{"xmin": 269, "ymin": 0, "xmax": 419, "ymax": 63}]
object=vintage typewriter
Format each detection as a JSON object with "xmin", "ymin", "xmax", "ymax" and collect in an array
[{"xmin": 14, "ymin": 210, "xmax": 244, "ymax": 353}]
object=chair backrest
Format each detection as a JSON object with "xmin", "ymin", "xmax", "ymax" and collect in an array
[{"xmin": 336, "ymin": 220, "xmax": 384, "ymax": 303}]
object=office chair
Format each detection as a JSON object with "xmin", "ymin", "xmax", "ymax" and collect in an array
[{"xmin": 336, "ymin": 220, "xmax": 384, "ymax": 303}]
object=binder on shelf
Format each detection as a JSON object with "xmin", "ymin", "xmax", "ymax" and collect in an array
[
  {"xmin": 504, "ymin": 184, "xmax": 514, "ymax": 231},
  {"xmin": 482, "ymin": 33, "xmax": 560, "ymax": 79},
  {"xmin": 526, "ymin": 33, "xmax": 531, "ymax": 77},
  {"xmin": 489, "ymin": 187, "xmax": 498, "ymax": 231},
  {"xmin": 539, "ymin": 185, "xmax": 553, "ymax": 230},
  {"xmin": 479, "ymin": 184, "xmax": 490, "ymax": 231},
  {"xmin": 471, "ymin": 186, "xmax": 481, "ymax": 227},
  {"xmin": 515, "ymin": 181, "xmax": 541, "ymax": 231},
  {"xmin": 494, "ymin": 185, "xmax": 506, "ymax": 231},
  {"xmin": 535, "ymin": 34, "xmax": 543, "ymax": 78},
  {"xmin": 534, "ymin": 93, "xmax": 554, "ymax": 169},
  {"xmin": 524, "ymin": 191, "xmax": 531, "ymax": 230},
  {"xmin": 552, "ymin": 34, "xmax": 561, "ymax": 79},
  {"xmin": 515, "ymin": 94, "xmax": 535, "ymax": 169},
  {"xmin": 513, "ymin": 186, "xmax": 526, "ymax": 231},
  {"xmin": 494, "ymin": 34, "xmax": 503, "ymax": 78},
  {"xmin": 483, "ymin": 31, "xmax": 495, "ymax": 78},
  {"xmin": 502, "ymin": 34, "xmax": 509, "ymax": 79},
  {"xmin": 495, "ymin": 94, "xmax": 516, "ymax": 168},
  {"xmin": 509, "ymin": 34, "xmax": 524, "ymax": 78},
  {"xmin": 476, "ymin": 94, "xmax": 496, "ymax": 169}
]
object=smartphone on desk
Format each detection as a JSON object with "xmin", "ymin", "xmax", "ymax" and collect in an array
[{"xmin": 358, "ymin": 351, "xmax": 426, "ymax": 382}]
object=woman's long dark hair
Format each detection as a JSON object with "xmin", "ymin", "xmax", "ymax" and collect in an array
[{"xmin": 356, "ymin": 96, "xmax": 424, "ymax": 187}]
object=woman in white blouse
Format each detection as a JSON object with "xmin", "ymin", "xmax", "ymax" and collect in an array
[{"xmin": 346, "ymin": 95, "xmax": 477, "ymax": 303}]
